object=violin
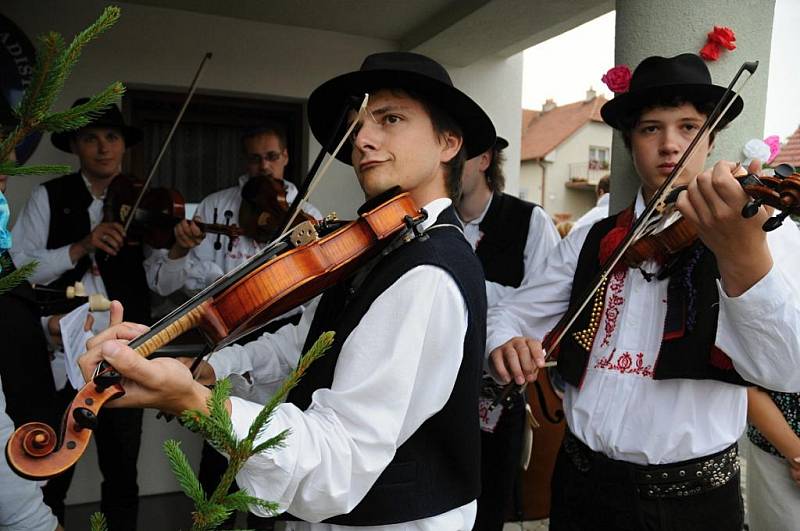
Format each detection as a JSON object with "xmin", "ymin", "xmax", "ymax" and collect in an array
[
  {"xmin": 103, "ymin": 174, "xmax": 244, "ymax": 249},
  {"xmin": 623, "ymin": 162, "xmax": 800, "ymax": 267},
  {"xmin": 239, "ymin": 174, "xmax": 317, "ymax": 244},
  {"xmin": 6, "ymin": 188, "xmax": 426, "ymax": 480}
]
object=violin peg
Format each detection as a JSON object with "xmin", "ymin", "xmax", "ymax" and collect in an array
[
  {"xmin": 774, "ymin": 164, "xmax": 794, "ymax": 179},
  {"xmin": 741, "ymin": 199, "xmax": 762, "ymax": 219},
  {"xmin": 72, "ymin": 407, "xmax": 98, "ymax": 431},
  {"xmin": 762, "ymin": 211, "xmax": 790, "ymax": 232}
]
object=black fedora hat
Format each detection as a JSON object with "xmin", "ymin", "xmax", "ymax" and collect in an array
[
  {"xmin": 495, "ymin": 136, "xmax": 509, "ymax": 151},
  {"xmin": 600, "ymin": 53, "xmax": 744, "ymax": 130},
  {"xmin": 51, "ymin": 98, "xmax": 143, "ymax": 153},
  {"xmin": 308, "ymin": 52, "xmax": 496, "ymax": 164}
]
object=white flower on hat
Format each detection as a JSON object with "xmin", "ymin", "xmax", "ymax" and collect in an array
[{"xmin": 742, "ymin": 138, "xmax": 771, "ymax": 167}]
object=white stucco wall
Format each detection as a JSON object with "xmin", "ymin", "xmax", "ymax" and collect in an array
[
  {"xmin": 520, "ymin": 120, "xmax": 612, "ymax": 219},
  {"xmin": 1, "ymin": 0, "xmax": 525, "ymax": 505}
]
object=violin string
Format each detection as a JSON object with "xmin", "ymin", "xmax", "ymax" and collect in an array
[
  {"xmin": 123, "ymin": 52, "xmax": 213, "ymax": 234},
  {"xmin": 543, "ymin": 62, "xmax": 757, "ymax": 356},
  {"xmin": 279, "ymin": 94, "xmax": 370, "ymax": 233}
]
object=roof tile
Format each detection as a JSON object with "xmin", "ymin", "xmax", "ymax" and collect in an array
[{"xmin": 520, "ymin": 96, "xmax": 608, "ymax": 161}]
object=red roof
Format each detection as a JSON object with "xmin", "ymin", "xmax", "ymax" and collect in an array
[
  {"xmin": 773, "ymin": 126, "xmax": 800, "ymax": 167},
  {"xmin": 520, "ymin": 96, "xmax": 608, "ymax": 161}
]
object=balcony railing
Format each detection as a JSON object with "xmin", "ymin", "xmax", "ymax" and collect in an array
[{"xmin": 567, "ymin": 160, "xmax": 610, "ymax": 188}]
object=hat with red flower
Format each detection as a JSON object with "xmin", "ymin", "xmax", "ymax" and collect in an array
[{"xmin": 600, "ymin": 53, "xmax": 744, "ymax": 130}]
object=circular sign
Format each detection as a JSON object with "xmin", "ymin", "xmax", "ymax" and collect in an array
[{"xmin": 0, "ymin": 13, "xmax": 41, "ymax": 163}]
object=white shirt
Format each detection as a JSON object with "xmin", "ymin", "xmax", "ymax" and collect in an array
[
  {"xmin": 10, "ymin": 173, "xmax": 111, "ymax": 337},
  {"xmin": 572, "ymin": 193, "xmax": 610, "ymax": 231},
  {"xmin": 208, "ymin": 199, "xmax": 477, "ymax": 529},
  {"xmin": 0, "ymin": 378, "xmax": 59, "ymax": 531},
  {"xmin": 486, "ymin": 191, "xmax": 800, "ymax": 465},
  {"xmin": 144, "ymin": 175, "xmax": 323, "ymax": 296},
  {"xmin": 457, "ymin": 195, "xmax": 560, "ymax": 307}
]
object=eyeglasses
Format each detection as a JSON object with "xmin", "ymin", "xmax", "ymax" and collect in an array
[{"xmin": 246, "ymin": 152, "xmax": 283, "ymax": 164}]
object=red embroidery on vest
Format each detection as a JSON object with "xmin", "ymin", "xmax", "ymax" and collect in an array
[
  {"xmin": 600, "ymin": 270, "xmax": 626, "ymax": 347},
  {"xmin": 709, "ymin": 346, "xmax": 735, "ymax": 370},
  {"xmin": 593, "ymin": 349, "xmax": 654, "ymax": 378}
]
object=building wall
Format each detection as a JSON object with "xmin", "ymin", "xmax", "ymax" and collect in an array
[
  {"xmin": 1, "ymin": 0, "xmax": 525, "ymax": 504},
  {"xmin": 520, "ymin": 120, "xmax": 611, "ymax": 219}
]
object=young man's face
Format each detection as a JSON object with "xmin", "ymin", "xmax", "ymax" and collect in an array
[
  {"xmin": 349, "ymin": 89, "xmax": 461, "ymax": 204},
  {"xmin": 244, "ymin": 132, "xmax": 289, "ymax": 181},
  {"xmin": 70, "ymin": 126, "xmax": 126, "ymax": 181},
  {"xmin": 630, "ymin": 102, "xmax": 711, "ymax": 202}
]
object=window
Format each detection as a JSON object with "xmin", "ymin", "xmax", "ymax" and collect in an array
[
  {"xmin": 588, "ymin": 146, "xmax": 609, "ymax": 170},
  {"xmin": 123, "ymin": 89, "xmax": 305, "ymax": 203}
]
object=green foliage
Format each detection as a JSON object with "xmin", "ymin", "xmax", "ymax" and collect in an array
[
  {"xmin": 89, "ymin": 512, "xmax": 108, "ymax": 531},
  {"xmin": 167, "ymin": 331, "xmax": 334, "ymax": 531},
  {"xmin": 0, "ymin": 257, "xmax": 37, "ymax": 295},
  {"xmin": 0, "ymin": 6, "xmax": 124, "ymax": 176}
]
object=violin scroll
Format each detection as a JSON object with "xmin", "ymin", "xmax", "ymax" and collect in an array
[{"xmin": 738, "ymin": 163, "xmax": 800, "ymax": 231}]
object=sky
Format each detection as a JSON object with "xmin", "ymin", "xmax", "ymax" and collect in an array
[{"xmin": 521, "ymin": 1, "xmax": 800, "ymax": 141}]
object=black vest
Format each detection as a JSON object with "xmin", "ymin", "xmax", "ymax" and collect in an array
[
  {"xmin": 553, "ymin": 209, "xmax": 747, "ymax": 388},
  {"xmin": 475, "ymin": 192, "xmax": 536, "ymax": 287},
  {"xmin": 286, "ymin": 206, "xmax": 487, "ymax": 526},
  {"xmin": 43, "ymin": 173, "xmax": 151, "ymax": 324}
]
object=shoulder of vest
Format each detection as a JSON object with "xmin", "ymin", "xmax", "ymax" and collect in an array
[{"xmin": 43, "ymin": 172, "xmax": 81, "ymax": 190}]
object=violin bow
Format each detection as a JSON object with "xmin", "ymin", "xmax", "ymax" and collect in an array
[
  {"xmin": 493, "ymin": 60, "xmax": 759, "ymax": 406},
  {"xmin": 120, "ymin": 52, "xmax": 213, "ymax": 235}
]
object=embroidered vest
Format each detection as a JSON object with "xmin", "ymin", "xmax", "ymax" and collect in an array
[
  {"xmin": 552, "ymin": 207, "xmax": 747, "ymax": 388},
  {"xmin": 475, "ymin": 192, "xmax": 537, "ymax": 287},
  {"xmin": 43, "ymin": 173, "xmax": 151, "ymax": 324},
  {"xmin": 286, "ymin": 206, "xmax": 487, "ymax": 526}
]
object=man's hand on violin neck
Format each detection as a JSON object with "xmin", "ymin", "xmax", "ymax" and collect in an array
[
  {"xmin": 169, "ymin": 218, "xmax": 204, "ymax": 259},
  {"xmin": 71, "ymin": 221, "xmax": 126, "ymax": 261},
  {"xmin": 77, "ymin": 301, "xmax": 220, "ymax": 415},
  {"xmin": 676, "ymin": 159, "xmax": 773, "ymax": 297},
  {"xmin": 489, "ymin": 337, "xmax": 546, "ymax": 385}
]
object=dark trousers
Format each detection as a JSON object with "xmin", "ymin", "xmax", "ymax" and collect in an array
[
  {"xmin": 42, "ymin": 386, "xmax": 143, "ymax": 531},
  {"xmin": 549, "ymin": 437, "xmax": 744, "ymax": 531},
  {"xmin": 473, "ymin": 394, "xmax": 526, "ymax": 531}
]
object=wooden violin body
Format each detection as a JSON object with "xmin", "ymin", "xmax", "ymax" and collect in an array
[
  {"xmin": 6, "ymin": 190, "xmax": 424, "ymax": 480},
  {"xmin": 239, "ymin": 175, "xmax": 317, "ymax": 243}
]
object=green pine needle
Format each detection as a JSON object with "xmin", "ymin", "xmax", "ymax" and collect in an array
[
  {"xmin": 223, "ymin": 490, "xmax": 279, "ymax": 515},
  {"xmin": 88, "ymin": 512, "xmax": 108, "ymax": 531},
  {"xmin": 163, "ymin": 439, "xmax": 206, "ymax": 505},
  {"xmin": 0, "ymin": 260, "xmax": 38, "ymax": 295},
  {"xmin": 0, "ymin": 162, "xmax": 71, "ymax": 177},
  {"xmin": 39, "ymin": 82, "xmax": 125, "ymax": 133}
]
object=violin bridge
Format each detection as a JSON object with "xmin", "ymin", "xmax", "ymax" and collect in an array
[{"xmin": 290, "ymin": 221, "xmax": 319, "ymax": 247}]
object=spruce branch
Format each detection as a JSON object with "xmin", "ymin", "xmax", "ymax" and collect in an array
[
  {"xmin": 38, "ymin": 82, "xmax": 125, "ymax": 132},
  {"xmin": 174, "ymin": 331, "xmax": 333, "ymax": 530},
  {"xmin": 0, "ymin": 162, "xmax": 71, "ymax": 177},
  {"xmin": 163, "ymin": 439, "xmax": 206, "ymax": 505},
  {"xmin": 88, "ymin": 512, "xmax": 108, "ymax": 531},
  {"xmin": 0, "ymin": 260, "xmax": 38, "ymax": 295}
]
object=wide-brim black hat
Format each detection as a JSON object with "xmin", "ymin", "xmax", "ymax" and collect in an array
[
  {"xmin": 308, "ymin": 52, "xmax": 496, "ymax": 165},
  {"xmin": 600, "ymin": 53, "xmax": 744, "ymax": 130},
  {"xmin": 51, "ymin": 98, "xmax": 143, "ymax": 153},
  {"xmin": 495, "ymin": 136, "xmax": 509, "ymax": 151}
]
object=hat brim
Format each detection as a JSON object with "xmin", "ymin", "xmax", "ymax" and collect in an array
[
  {"xmin": 600, "ymin": 83, "xmax": 743, "ymax": 130},
  {"xmin": 308, "ymin": 69, "xmax": 496, "ymax": 164},
  {"xmin": 51, "ymin": 124, "xmax": 143, "ymax": 153}
]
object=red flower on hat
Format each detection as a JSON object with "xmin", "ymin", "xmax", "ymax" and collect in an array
[
  {"xmin": 601, "ymin": 65, "xmax": 632, "ymax": 94},
  {"xmin": 700, "ymin": 26, "xmax": 736, "ymax": 62}
]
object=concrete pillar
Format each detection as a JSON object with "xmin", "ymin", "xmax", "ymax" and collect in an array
[{"xmin": 610, "ymin": 0, "xmax": 775, "ymax": 213}]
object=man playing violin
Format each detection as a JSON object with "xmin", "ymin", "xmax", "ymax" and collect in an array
[
  {"xmin": 10, "ymin": 100, "xmax": 148, "ymax": 531},
  {"xmin": 456, "ymin": 135, "xmax": 560, "ymax": 530},
  {"xmin": 80, "ymin": 52, "xmax": 495, "ymax": 529},
  {"xmin": 144, "ymin": 123, "xmax": 322, "ymax": 298},
  {"xmin": 485, "ymin": 53, "xmax": 800, "ymax": 530}
]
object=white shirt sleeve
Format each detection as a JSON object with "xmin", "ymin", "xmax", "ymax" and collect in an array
[
  {"xmin": 207, "ymin": 296, "xmax": 319, "ymax": 385},
  {"xmin": 228, "ymin": 265, "xmax": 468, "ymax": 522},
  {"xmin": 0, "ymin": 379, "xmax": 59, "ymax": 531},
  {"xmin": 485, "ymin": 224, "xmax": 589, "ymax": 356},
  {"xmin": 10, "ymin": 185, "xmax": 74, "ymax": 285},
  {"xmin": 716, "ymin": 220, "xmax": 800, "ymax": 391}
]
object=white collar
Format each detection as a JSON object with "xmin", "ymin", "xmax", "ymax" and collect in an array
[
  {"xmin": 597, "ymin": 193, "xmax": 610, "ymax": 208},
  {"xmin": 418, "ymin": 197, "xmax": 453, "ymax": 231}
]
